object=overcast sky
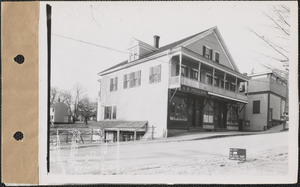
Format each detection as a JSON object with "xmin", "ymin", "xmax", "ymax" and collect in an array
[{"xmin": 40, "ymin": 1, "xmax": 296, "ymax": 99}]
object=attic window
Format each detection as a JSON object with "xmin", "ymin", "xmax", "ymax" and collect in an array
[
  {"xmin": 215, "ymin": 52, "xmax": 220, "ymax": 63},
  {"xmin": 129, "ymin": 48, "xmax": 139, "ymax": 61},
  {"xmin": 203, "ymin": 46, "xmax": 213, "ymax": 60}
]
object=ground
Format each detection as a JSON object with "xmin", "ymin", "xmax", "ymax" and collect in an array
[{"xmin": 50, "ymin": 130, "xmax": 288, "ymax": 176}]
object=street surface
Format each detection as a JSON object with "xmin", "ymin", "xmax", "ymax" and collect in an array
[{"xmin": 51, "ymin": 131, "xmax": 288, "ymax": 175}]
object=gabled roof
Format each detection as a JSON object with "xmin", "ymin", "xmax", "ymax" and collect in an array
[{"xmin": 99, "ymin": 26, "xmax": 240, "ymax": 75}]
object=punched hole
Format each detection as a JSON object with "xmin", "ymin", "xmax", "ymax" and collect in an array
[
  {"xmin": 13, "ymin": 131, "xmax": 24, "ymax": 141},
  {"xmin": 14, "ymin": 54, "xmax": 25, "ymax": 64}
]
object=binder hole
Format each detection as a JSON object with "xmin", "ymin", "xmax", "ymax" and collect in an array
[
  {"xmin": 14, "ymin": 54, "xmax": 25, "ymax": 64},
  {"xmin": 13, "ymin": 131, "xmax": 24, "ymax": 141}
]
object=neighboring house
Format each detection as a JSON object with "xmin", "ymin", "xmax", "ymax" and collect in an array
[
  {"xmin": 50, "ymin": 102, "xmax": 73, "ymax": 124},
  {"xmin": 244, "ymin": 71, "xmax": 288, "ymax": 131},
  {"xmin": 97, "ymin": 26, "xmax": 249, "ymax": 138}
]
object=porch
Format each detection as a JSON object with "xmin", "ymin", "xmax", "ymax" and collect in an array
[{"xmin": 169, "ymin": 51, "xmax": 249, "ymax": 103}]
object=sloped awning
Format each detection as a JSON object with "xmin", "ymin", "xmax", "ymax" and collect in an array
[{"xmin": 95, "ymin": 121, "xmax": 148, "ymax": 132}]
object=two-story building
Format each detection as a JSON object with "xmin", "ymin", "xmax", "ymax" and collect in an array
[
  {"xmin": 244, "ymin": 71, "xmax": 288, "ymax": 131},
  {"xmin": 97, "ymin": 27, "xmax": 249, "ymax": 138},
  {"xmin": 50, "ymin": 100, "xmax": 73, "ymax": 124}
]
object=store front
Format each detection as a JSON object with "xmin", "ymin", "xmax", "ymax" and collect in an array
[{"xmin": 168, "ymin": 88, "xmax": 241, "ymax": 131}]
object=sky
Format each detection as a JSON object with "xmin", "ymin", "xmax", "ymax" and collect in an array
[{"xmin": 39, "ymin": 1, "xmax": 296, "ymax": 99}]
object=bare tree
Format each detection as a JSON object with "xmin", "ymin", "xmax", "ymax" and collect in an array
[
  {"xmin": 78, "ymin": 97, "xmax": 97, "ymax": 125},
  {"xmin": 50, "ymin": 87, "xmax": 59, "ymax": 105},
  {"xmin": 72, "ymin": 83, "xmax": 86, "ymax": 121},
  {"xmin": 58, "ymin": 90, "xmax": 73, "ymax": 115},
  {"xmin": 249, "ymin": 5, "xmax": 290, "ymax": 79}
]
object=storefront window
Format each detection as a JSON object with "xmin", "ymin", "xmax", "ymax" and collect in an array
[
  {"xmin": 203, "ymin": 99, "xmax": 214, "ymax": 123},
  {"xmin": 227, "ymin": 105, "xmax": 238, "ymax": 124},
  {"xmin": 170, "ymin": 95, "xmax": 188, "ymax": 121}
]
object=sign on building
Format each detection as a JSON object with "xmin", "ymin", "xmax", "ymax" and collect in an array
[{"xmin": 180, "ymin": 85, "xmax": 207, "ymax": 96}]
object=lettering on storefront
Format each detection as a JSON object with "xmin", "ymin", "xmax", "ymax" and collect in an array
[{"xmin": 180, "ymin": 85, "xmax": 207, "ymax": 96}]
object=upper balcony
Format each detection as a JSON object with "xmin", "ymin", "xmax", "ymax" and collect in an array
[{"xmin": 169, "ymin": 53, "xmax": 248, "ymax": 103}]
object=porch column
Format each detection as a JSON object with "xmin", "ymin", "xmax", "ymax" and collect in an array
[
  {"xmin": 212, "ymin": 67, "xmax": 215, "ymax": 88},
  {"xmin": 224, "ymin": 72, "xmax": 227, "ymax": 89},
  {"xmin": 117, "ymin": 128, "xmax": 120, "ymax": 142},
  {"xmin": 134, "ymin": 130, "xmax": 137, "ymax": 141},
  {"xmin": 235, "ymin": 77, "xmax": 238, "ymax": 94},
  {"xmin": 179, "ymin": 53, "xmax": 182, "ymax": 82},
  {"xmin": 198, "ymin": 61, "xmax": 201, "ymax": 82}
]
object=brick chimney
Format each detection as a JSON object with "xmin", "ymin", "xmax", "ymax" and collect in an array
[{"xmin": 153, "ymin": 35, "xmax": 160, "ymax": 48}]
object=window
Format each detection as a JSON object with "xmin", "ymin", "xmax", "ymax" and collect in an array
[
  {"xmin": 225, "ymin": 81, "xmax": 229, "ymax": 90},
  {"xmin": 112, "ymin": 106, "xmax": 117, "ymax": 119},
  {"xmin": 123, "ymin": 70, "xmax": 141, "ymax": 88},
  {"xmin": 133, "ymin": 71, "xmax": 141, "ymax": 86},
  {"xmin": 230, "ymin": 83, "xmax": 236, "ymax": 92},
  {"xmin": 227, "ymin": 105, "xmax": 238, "ymax": 124},
  {"xmin": 221, "ymin": 79, "xmax": 225, "ymax": 88},
  {"xmin": 253, "ymin": 100, "xmax": 260, "ymax": 114},
  {"xmin": 215, "ymin": 52, "xmax": 220, "ymax": 63},
  {"xmin": 123, "ymin": 74, "xmax": 129, "ymax": 88},
  {"xmin": 104, "ymin": 106, "xmax": 112, "ymax": 119},
  {"xmin": 129, "ymin": 48, "xmax": 138, "ymax": 61},
  {"xmin": 205, "ymin": 74, "xmax": 213, "ymax": 85},
  {"xmin": 181, "ymin": 66, "xmax": 186, "ymax": 77},
  {"xmin": 149, "ymin": 65, "xmax": 161, "ymax": 83},
  {"xmin": 170, "ymin": 95, "xmax": 188, "ymax": 121},
  {"xmin": 110, "ymin": 77, "xmax": 118, "ymax": 92},
  {"xmin": 203, "ymin": 99, "xmax": 214, "ymax": 123},
  {"xmin": 191, "ymin": 69, "xmax": 198, "ymax": 80},
  {"xmin": 104, "ymin": 106, "xmax": 117, "ymax": 119},
  {"xmin": 214, "ymin": 77, "xmax": 220, "ymax": 87},
  {"xmin": 203, "ymin": 46, "xmax": 213, "ymax": 60}
]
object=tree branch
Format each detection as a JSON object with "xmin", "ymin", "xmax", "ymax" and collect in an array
[{"xmin": 248, "ymin": 28, "xmax": 289, "ymax": 61}]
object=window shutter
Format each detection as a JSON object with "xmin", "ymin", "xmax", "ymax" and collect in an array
[
  {"xmin": 158, "ymin": 65, "xmax": 161, "ymax": 82},
  {"xmin": 202, "ymin": 46, "xmax": 206, "ymax": 57},
  {"xmin": 115, "ymin": 77, "xmax": 118, "ymax": 90},
  {"xmin": 215, "ymin": 52, "xmax": 219, "ymax": 63},
  {"xmin": 110, "ymin": 78, "xmax": 113, "ymax": 91},
  {"xmin": 138, "ymin": 71, "xmax": 141, "ymax": 86},
  {"xmin": 123, "ymin": 74, "xmax": 127, "ymax": 88},
  {"xmin": 210, "ymin": 49, "xmax": 213, "ymax": 60},
  {"xmin": 149, "ymin": 67, "xmax": 153, "ymax": 83}
]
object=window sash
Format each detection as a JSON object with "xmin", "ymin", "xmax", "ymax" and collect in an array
[
  {"xmin": 253, "ymin": 100, "xmax": 260, "ymax": 114},
  {"xmin": 215, "ymin": 52, "xmax": 220, "ymax": 63}
]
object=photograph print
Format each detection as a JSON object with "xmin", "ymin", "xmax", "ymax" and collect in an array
[{"xmin": 39, "ymin": 1, "xmax": 298, "ymax": 184}]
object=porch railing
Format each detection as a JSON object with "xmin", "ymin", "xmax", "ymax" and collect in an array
[{"xmin": 169, "ymin": 76, "xmax": 247, "ymax": 101}]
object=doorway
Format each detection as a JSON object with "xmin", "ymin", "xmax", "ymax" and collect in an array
[
  {"xmin": 214, "ymin": 101, "xmax": 226, "ymax": 129},
  {"xmin": 194, "ymin": 97, "xmax": 203, "ymax": 127},
  {"xmin": 268, "ymin": 108, "xmax": 273, "ymax": 127}
]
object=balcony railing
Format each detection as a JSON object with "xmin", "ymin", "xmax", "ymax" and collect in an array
[{"xmin": 169, "ymin": 76, "xmax": 247, "ymax": 102}]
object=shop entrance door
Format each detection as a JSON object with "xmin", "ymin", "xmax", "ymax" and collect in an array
[
  {"xmin": 214, "ymin": 101, "xmax": 226, "ymax": 129},
  {"xmin": 194, "ymin": 97, "xmax": 203, "ymax": 127}
]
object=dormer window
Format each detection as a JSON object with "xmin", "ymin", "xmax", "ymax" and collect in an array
[
  {"xmin": 203, "ymin": 46, "xmax": 213, "ymax": 60},
  {"xmin": 129, "ymin": 47, "xmax": 139, "ymax": 62}
]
